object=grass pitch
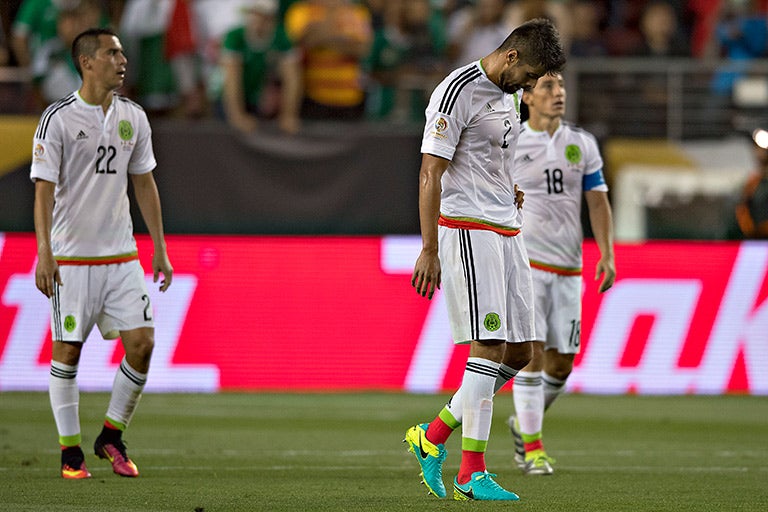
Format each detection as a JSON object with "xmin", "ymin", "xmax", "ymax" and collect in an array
[{"xmin": 0, "ymin": 392, "xmax": 766, "ymax": 512}]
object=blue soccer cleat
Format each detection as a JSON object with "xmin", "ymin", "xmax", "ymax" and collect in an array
[
  {"xmin": 403, "ymin": 423, "xmax": 447, "ymax": 498},
  {"xmin": 453, "ymin": 471, "xmax": 520, "ymax": 501}
]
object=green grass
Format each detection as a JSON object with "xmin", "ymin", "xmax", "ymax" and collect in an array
[{"xmin": 1, "ymin": 392, "xmax": 766, "ymax": 511}]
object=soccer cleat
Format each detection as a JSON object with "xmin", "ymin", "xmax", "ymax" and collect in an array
[
  {"xmin": 507, "ymin": 415, "xmax": 526, "ymax": 470},
  {"xmin": 94, "ymin": 435, "xmax": 139, "ymax": 477},
  {"xmin": 523, "ymin": 452, "xmax": 555, "ymax": 475},
  {"xmin": 453, "ymin": 471, "xmax": 520, "ymax": 501},
  {"xmin": 60, "ymin": 446, "xmax": 92, "ymax": 479},
  {"xmin": 403, "ymin": 423, "xmax": 447, "ymax": 498}
]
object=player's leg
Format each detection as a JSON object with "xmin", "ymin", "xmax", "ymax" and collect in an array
[
  {"xmin": 49, "ymin": 267, "xmax": 95, "ymax": 479},
  {"xmin": 542, "ymin": 349, "xmax": 575, "ymax": 410},
  {"xmin": 51, "ymin": 340, "xmax": 91, "ymax": 479},
  {"xmin": 94, "ymin": 261, "xmax": 154, "ymax": 477},
  {"xmin": 94, "ymin": 326, "xmax": 153, "ymax": 478},
  {"xmin": 510, "ymin": 342, "xmax": 552, "ymax": 475},
  {"xmin": 540, "ymin": 273, "xmax": 581, "ymax": 412}
]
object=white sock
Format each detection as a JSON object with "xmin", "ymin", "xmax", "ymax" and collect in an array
[
  {"xmin": 461, "ymin": 357, "xmax": 500, "ymax": 445},
  {"xmin": 105, "ymin": 358, "xmax": 147, "ymax": 429},
  {"xmin": 445, "ymin": 387, "xmax": 463, "ymax": 423},
  {"xmin": 513, "ymin": 370, "xmax": 544, "ymax": 436},
  {"xmin": 445, "ymin": 363, "xmax": 517, "ymax": 425},
  {"xmin": 542, "ymin": 371, "xmax": 567, "ymax": 411},
  {"xmin": 49, "ymin": 361, "xmax": 81, "ymax": 446}
]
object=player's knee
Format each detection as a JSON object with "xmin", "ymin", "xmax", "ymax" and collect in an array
[
  {"xmin": 125, "ymin": 332, "xmax": 154, "ymax": 365},
  {"xmin": 503, "ymin": 342, "xmax": 534, "ymax": 370}
]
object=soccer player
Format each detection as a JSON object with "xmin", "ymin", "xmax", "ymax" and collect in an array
[
  {"xmin": 507, "ymin": 72, "xmax": 615, "ymax": 475},
  {"xmin": 31, "ymin": 27, "xmax": 173, "ymax": 479},
  {"xmin": 404, "ymin": 18, "xmax": 565, "ymax": 501}
]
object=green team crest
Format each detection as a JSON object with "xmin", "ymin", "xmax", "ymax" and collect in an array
[
  {"xmin": 64, "ymin": 315, "xmax": 77, "ymax": 333},
  {"xmin": 118, "ymin": 120, "xmax": 134, "ymax": 141},
  {"xmin": 484, "ymin": 312, "xmax": 501, "ymax": 332},
  {"xmin": 565, "ymin": 144, "xmax": 582, "ymax": 164}
]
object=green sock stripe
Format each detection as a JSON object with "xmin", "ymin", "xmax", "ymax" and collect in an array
[
  {"xmin": 105, "ymin": 417, "xmax": 127, "ymax": 431},
  {"xmin": 438, "ymin": 407, "xmax": 461, "ymax": 429},
  {"xmin": 59, "ymin": 433, "xmax": 81, "ymax": 447},
  {"xmin": 461, "ymin": 437, "xmax": 488, "ymax": 452},
  {"xmin": 521, "ymin": 431, "xmax": 542, "ymax": 444}
]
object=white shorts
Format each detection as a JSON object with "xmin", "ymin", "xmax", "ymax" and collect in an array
[
  {"xmin": 439, "ymin": 226, "xmax": 535, "ymax": 344},
  {"xmin": 531, "ymin": 267, "xmax": 582, "ymax": 354},
  {"xmin": 50, "ymin": 260, "xmax": 153, "ymax": 342}
]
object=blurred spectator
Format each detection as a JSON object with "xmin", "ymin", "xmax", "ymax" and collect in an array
[
  {"xmin": 447, "ymin": 0, "xmax": 509, "ymax": 68},
  {"xmin": 284, "ymin": 0, "xmax": 373, "ymax": 121},
  {"xmin": 366, "ymin": 0, "xmax": 447, "ymax": 121},
  {"xmin": 218, "ymin": 0, "xmax": 301, "ymax": 134},
  {"xmin": 734, "ymin": 128, "xmax": 768, "ymax": 238},
  {"xmin": 505, "ymin": 0, "xmax": 571, "ymax": 49},
  {"xmin": 567, "ymin": 0, "xmax": 609, "ymax": 57},
  {"xmin": 706, "ymin": 0, "xmax": 768, "ymax": 98},
  {"xmin": 31, "ymin": 0, "xmax": 101, "ymax": 107},
  {"xmin": 628, "ymin": 1, "xmax": 691, "ymax": 57},
  {"xmin": 120, "ymin": 0, "xmax": 205, "ymax": 117},
  {"xmin": 11, "ymin": 0, "xmax": 67, "ymax": 68},
  {"xmin": 688, "ymin": 0, "xmax": 727, "ymax": 58}
]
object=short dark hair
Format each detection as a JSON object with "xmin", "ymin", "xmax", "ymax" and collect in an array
[
  {"xmin": 497, "ymin": 18, "xmax": 566, "ymax": 74},
  {"xmin": 71, "ymin": 27, "xmax": 118, "ymax": 77}
]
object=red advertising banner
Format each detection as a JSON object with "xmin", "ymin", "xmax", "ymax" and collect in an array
[{"xmin": 1, "ymin": 233, "xmax": 766, "ymax": 394}]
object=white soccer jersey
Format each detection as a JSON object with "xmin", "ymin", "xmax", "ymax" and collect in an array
[
  {"xmin": 514, "ymin": 120, "xmax": 607, "ymax": 273},
  {"xmin": 30, "ymin": 91, "xmax": 156, "ymax": 262},
  {"xmin": 421, "ymin": 61, "xmax": 523, "ymax": 233}
]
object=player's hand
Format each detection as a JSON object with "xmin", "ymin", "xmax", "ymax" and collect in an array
[
  {"xmin": 514, "ymin": 184, "xmax": 525, "ymax": 209},
  {"xmin": 411, "ymin": 249, "xmax": 441, "ymax": 299},
  {"xmin": 35, "ymin": 251, "xmax": 62, "ymax": 298},
  {"xmin": 595, "ymin": 257, "xmax": 616, "ymax": 293},
  {"xmin": 153, "ymin": 252, "xmax": 174, "ymax": 292}
]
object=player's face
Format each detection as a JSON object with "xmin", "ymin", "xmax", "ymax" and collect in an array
[
  {"xmin": 525, "ymin": 73, "xmax": 566, "ymax": 118},
  {"xmin": 498, "ymin": 51, "xmax": 546, "ymax": 94},
  {"xmin": 88, "ymin": 35, "xmax": 128, "ymax": 90}
]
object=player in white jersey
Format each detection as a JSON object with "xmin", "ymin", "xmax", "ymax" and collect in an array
[
  {"xmin": 404, "ymin": 18, "xmax": 565, "ymax": 501},
  {"xmin": 507, "ymin": 73, "xmax": 615, "ymax": 475},
  {"xmin": 31, "ymin": 28, "xmax": 173, "ymax": 479}
]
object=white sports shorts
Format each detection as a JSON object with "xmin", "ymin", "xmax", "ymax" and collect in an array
[
  {"xmin": 439, "ymin": 226, "xmax": 535, "ymax": 344},
  {"xmin": 531, "ymin": 267, "xmax": 582, "ymax": 354},
  {"xmin": 50, "ymin": 260, "xmax": 153, "ymax": 342}
]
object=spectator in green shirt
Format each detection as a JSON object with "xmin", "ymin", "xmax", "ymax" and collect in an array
[{"xmin": 219, "ymin": 0, "xmax": 302, "ymax": 134}]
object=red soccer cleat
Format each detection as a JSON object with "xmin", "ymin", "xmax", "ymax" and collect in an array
[{"xmin": 94, "ymin": 436, "xmax": 139, "ymax": 477}]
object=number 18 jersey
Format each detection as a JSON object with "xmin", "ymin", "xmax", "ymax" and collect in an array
[
  {"xmin": 30, "ymin": 91, "xmax": 156, "ymax": 262},
  {"xmin": 514, "ymin": 120, "xmax": 607, "ymax": 273}
]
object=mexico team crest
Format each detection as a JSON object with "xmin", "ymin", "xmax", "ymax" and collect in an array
[
  {"xmin": 484, "ymin": 312, "xmax": 501, "ymax": 332},
  {"xmin": 565, "ymin": 144, "xmax": 582, "ymax": 164},
  {"xmin": 118, "ymin": 120, "xmax": 134, "ymax": 141}
]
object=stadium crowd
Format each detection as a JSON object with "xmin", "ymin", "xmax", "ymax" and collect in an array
[{"xmin": 1, "ymin": 0, "xmax": 768, "ymax": 126}]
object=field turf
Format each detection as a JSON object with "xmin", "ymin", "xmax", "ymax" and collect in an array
[{"xmin": 0, "ymin": 392, "xmax": 766, "ymax": 511}]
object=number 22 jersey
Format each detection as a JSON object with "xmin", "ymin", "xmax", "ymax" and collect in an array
[{"xmin": 30, "ymin": 91, "xmax": 157, "ymax": 263}]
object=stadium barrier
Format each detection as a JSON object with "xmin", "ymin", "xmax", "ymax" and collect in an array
[{"xmin": 1, "ymin": 233, "xmax": 766, "ymax": 395}]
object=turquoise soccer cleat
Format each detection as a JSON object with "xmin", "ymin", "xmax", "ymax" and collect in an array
[
  {"xmin": 403, "ymin": 423, "xmax": 447, "ymax": 498},
  {"xmin": 452, "ymin": 471, "xmax": 520, "ymax": 501}
]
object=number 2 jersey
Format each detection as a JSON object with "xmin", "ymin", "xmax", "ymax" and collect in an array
[
  {"xmin": 421, "ymin": 61, "xmax": 523, "ymax": 234},
  {"xmin": 30, "ymin": 91, "xmax": 156, "ymax": 263},
  {"xmin": 514, "ymin": 120, "xmax": 608, "ymax": 274}
]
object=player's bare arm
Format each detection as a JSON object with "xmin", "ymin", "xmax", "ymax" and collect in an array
[
  {"xmin": 412, "ymin": 153, "xmax": 449, "ymax": 299},
  {"xmin": 130, "ymin": 172, "xmax": 173, "ymax": 291},
  {"xmin": 585, "ymin": 190, "xmax": 616, "ymax": 293},
  {"xmin": 33, "ymin": 179, "xmax": 61, "ymax": 298}
]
